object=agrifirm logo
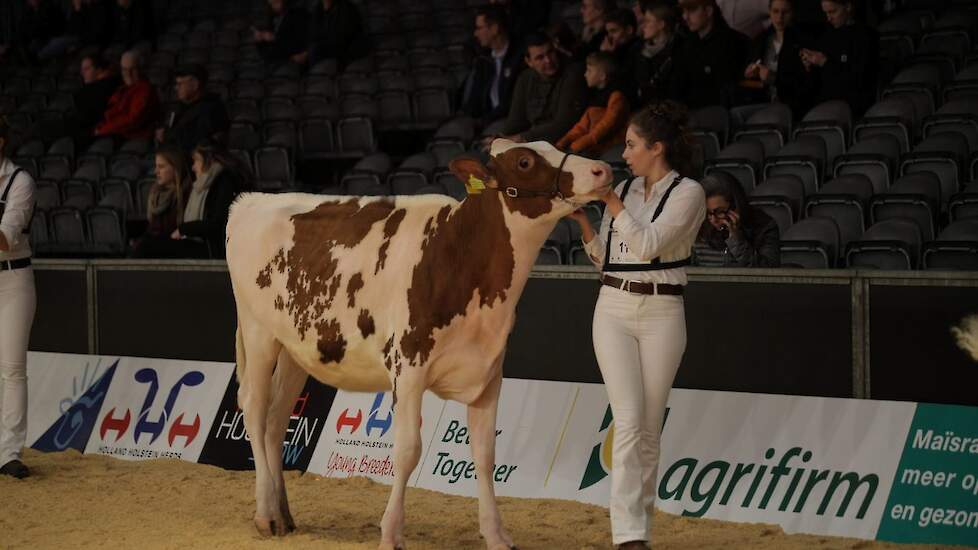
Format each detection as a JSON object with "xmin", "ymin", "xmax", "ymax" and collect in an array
[{"xmin": 658, "ymin": 447, "xmax": 879, "ymax": 520}]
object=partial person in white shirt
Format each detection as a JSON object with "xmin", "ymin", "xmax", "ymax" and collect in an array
[
  {"xmin": 0, "ymin": 119, "xmax": 37, "ymax": 479},
  {"xmin": 566, "ymin": 100, "xmax": 705, "ymax": 550}
]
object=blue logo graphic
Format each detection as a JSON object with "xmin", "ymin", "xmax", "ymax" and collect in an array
[{"xmin": 33, "ymin": 360, "xmax": 119, "ymax": 452}]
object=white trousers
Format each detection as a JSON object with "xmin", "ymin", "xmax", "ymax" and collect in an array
[
  {"xmin": 592, "ymin": 285, "xmax": 686, "ymax": 545},
  {"xmin": 0, "ymin": 266, "xmax": 35, "ymax": 465}
]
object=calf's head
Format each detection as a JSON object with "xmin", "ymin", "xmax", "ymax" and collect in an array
[{"xmin": 450, "ymin": 139, "xmax": 613, "ymax": 219}]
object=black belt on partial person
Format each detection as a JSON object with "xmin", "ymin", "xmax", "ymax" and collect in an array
[
  {"xmin": 0, "ymin": 258, "xmax": 31, "ymax": 271},
  {"xmin": 600, "ymin": 274, "xmax": 684, "ymax": 296}
]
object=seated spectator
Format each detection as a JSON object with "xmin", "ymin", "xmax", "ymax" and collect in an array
[
  {"xmin": 556, "ymin": 52, "xmax": 630, "ymax": 157},
  {"xmin": 600, "ymin": 8, "xmax": 641, "ymax": 97},
  {"xmin": 692, "ymin": 173, "xmax": 780, "ymax": 267},
  {"xmin": 138, "ymin": 140, "xmax": 250, "ymax": 258},
  {"xmin": 174, "ymin": 140, "xmax": 250, "ymax": 258},
  {"xmin": 716, "ymin": 0, "xmax": 769, "ymax": 38},
  {"xmin": 296, "ymin": 0, "xmax": 367, "ymax": 70},
  {"xmin": 72, "ymin": 54, "xmax": 122, "ymax": 139},
  {"xmin": 669, "ymin": 0, "xmax": 750, "ymax": 108},
  {"xmin": 800, "ymin": 0, "xmax": 878, "ymax": 116},
  {"xmin": 579, "ymin": 0, "xmax": 616, "ymax": 56},
  {"xmin": 635, "ymin": 1, "xmax": 681, "ymax": 103},
  {"xmin": 254, "ymin": 0, "xmax": 308, "ymax": 69},
  {"xmin": 130, "ymin": 146, "xmax": 190, "ymax": 257},
  {"xmin": 495, "ymin": 33, "xmax": 588, "ymax": 144},
  {"xmin": 157, "ymin": 65, "xmax": 230, "ymax": 155},
  {"xmin": 95, "ymin": 50, "xmax": 161, "ymax": 140},
  {"xmin": 0, "ymin": 0, "xmax": 64, "ymax": 64},
  {"xmin": 741, "ymin": 0, "xmax": 812, "ymax": 118},
  {"xmin": 109, "ymin": 0, "xmax": 154, "ymax": 50},
  {"xmin": 459, "ymin": 6, "xmax": 525, "ymax": 127}
]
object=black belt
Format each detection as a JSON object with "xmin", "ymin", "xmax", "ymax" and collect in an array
[
  {"xmin": 600, "ymin": 274, "xmax": 684, "ymax": 296},
  {"xmin": 0, "ymin": 258, "xmax": 31, "ymax": 271}
]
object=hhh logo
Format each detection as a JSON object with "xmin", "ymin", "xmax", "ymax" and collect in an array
[
  {"xmin": 335, "ymin": 392, "xmax": 392, "ymax": 438},
  {"xmin": 99, "ymin": 369, "xmax": 205, "ymax": 447},
  {"xmin": 579, "ymin": 405, "xmax": 670, "ymax": 490}
]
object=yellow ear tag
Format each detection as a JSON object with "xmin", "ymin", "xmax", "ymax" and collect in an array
[{"xmin": 465, "ymin": 175, "xmax": 487, "ymax": 195}]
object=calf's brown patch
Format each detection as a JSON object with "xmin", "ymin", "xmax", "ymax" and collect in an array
[{"xmin": 400, "ymin": 193, "xmax": 515, "ymax": 365}]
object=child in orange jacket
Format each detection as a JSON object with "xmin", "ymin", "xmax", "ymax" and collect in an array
[{"xmin": 555, "ymin": 51, "xmax": 630, "ymax": 157}]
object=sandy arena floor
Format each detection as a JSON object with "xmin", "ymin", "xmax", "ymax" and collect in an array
[{"xmin": 0, "ymin": 449, "xmax": 964, "ymax": 550}]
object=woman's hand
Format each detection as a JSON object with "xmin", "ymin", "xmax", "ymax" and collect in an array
[
  {"xmin": 722, "ymin": 210, "xmax": 742, "ymax": 239},
  {"xmin": 170, "ymin": 229, "xmax": 182, "ymax": 240}
]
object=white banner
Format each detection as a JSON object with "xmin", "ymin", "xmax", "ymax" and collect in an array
[
  {"xmin": 414, "ymin": 378, "xmax": 579, "ymax": 498},
  {"xmin": 82, "ymin": 356, "xmax": 233, "ymax": 463},
  {"xmin": 25, "ymin": 352, "xmax": 121, "ymax": 453}
]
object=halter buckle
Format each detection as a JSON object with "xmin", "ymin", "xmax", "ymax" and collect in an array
[{"xmin": 505, "ymin": 187, "xmax": 519, "ymax": 198}]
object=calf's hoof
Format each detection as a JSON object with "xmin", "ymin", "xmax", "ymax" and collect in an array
[{"xmin": 254, "ymin": 517, "xmax": 291, "ymax": 537}]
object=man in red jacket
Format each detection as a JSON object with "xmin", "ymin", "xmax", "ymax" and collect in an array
[{"xmin": 95, "ymin": 50, "xmax": 160, "ymax": 140}]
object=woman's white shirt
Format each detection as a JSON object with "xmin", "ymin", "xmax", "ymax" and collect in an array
[
  {"xmin": 0, "ymin": 158, "xmax": 36, "ymax": 261},
  {"xmin": 583, "ymin": 170, "xmax": 706, "ymax": 286}
]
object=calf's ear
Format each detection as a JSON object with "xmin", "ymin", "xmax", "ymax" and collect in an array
[{"xmin": 449, "ymin": 157, "xmax": 495, "ymax": 195}]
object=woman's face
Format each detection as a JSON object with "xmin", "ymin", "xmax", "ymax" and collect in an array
[
  {"xmin": 155, "ymin": 155, "xmax": 175, "ymax": 185},
  {"xmin": 769, "ymin": 0, "xmax": 793, "ymax": 33},
  {"xmin": 706, "ymin": 195, "xmax": 733, "ymax": 231},
  {"xmin": 641, "ymin": 11, "xmax": 666, "ymax": 41},
  {"xmin": 191, "ymin": 152, "xmax": 205, "ymax": 178},
  {"xmin": 622, "ymin": 125, "xmax": 659, "ymax": 177}
]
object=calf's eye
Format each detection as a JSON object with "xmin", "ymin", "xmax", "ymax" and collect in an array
[{"xmin": 518, "ymin": 157, "xmax": 532, "ymax": 170}]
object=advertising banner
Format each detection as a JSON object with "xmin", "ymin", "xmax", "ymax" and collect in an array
[
  {"xmin": 197, "ymin": 376, "xmax": 336, "ymax": 471},
  {"xmin": 26, "ymin": 352, "xmax": 119, "ymax": 453},
  {"xmin": 21, "ymin": 352, "xmax": 978, "ymax": 547},
  {"xmin": 83, "ymin": 356, "xmax": 233, "ymax": 462},
  {"xmin": 306, "ymin": 389, "xmax": 446, "ymax": 483}
]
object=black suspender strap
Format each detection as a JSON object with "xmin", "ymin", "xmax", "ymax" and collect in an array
[
  {"xmin": 602, "ymin": 176, "xmax": 638, "ymax": 268},
  {"xmin": 602, "ymin": 174, "xmax": 692, "ymax": 272},
  {"xmin": 0, "ymin": 169, "xmax": 31, "ymax": 234}
]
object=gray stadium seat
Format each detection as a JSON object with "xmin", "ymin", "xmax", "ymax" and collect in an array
[
  {"xmin": 734, "ymin": 102, "xmax": 793, "ymax": 157},
  {"xmin": 299, "ymin": 118, "xmax": 335, "ymax": 159},
  {"xmin": 805, "ymin": 174, "xmax": 873, "ymax": 252},
  {"xmin": 794, "ymin": 100, "xmax": 851, "ymax": 165},
  {"xmin": 34, "ymin": 179, "xmax": 60, "ymax": 210},
  {"xmin": 342, "ymin": 173, "xmax": 389, "ymax": 196},
  {"xmin": 854, "ymin": 97, "xmax": 915, "ymax": 152},
  {"xmin": 38, "ymin": 156, "xmax": 70, "ymax": 182},
  {"xmin": 871, "ymin": 173, "xmax": 941, "ymax": 240},
  {"xmin": 337, "ymin": 117, "xmax": 377, "ymax": 156},
  {"xmin": 834, "ymin": 134, "xmax": 901, "ymax": 194},
  {"xmin": 922, "ymin": 100, "xmax": 978, "ymax": 151},
  {"xmin": 98, "ymin": 178, "xmax": 135, "ymax": 218},
  {"xmin": 61, "ymin": 179, "xmax": 96, "ymax": 209},
  {"xmin": 535, "ymin": 245, "xmax": 562, "ymax": 266},
  {"xmin": 705, "ymin": 140, "xmax": 765, "ymax": 193},
  {"xmin": 689, "ymin": 105, "xmax": 730, "ymax": 148},
  {"xmin": 352, "ymin": 153, "xmax": 392, "ymax": 176},
  {"xmin": 388, "ymin": 172, "xmax": 428, "ymax": 195},
  {"xmin": 753, "ymin": 174, "xmax": 806, "ymax": 220},
  {"xmin": 779, "ymin": 216, "xmax": 841, "ymax": 268},
  {"xmin": 949, "ymin": 181, "xmax": 978, "ymax": 222},
  {"xmin": 86, "ymin": 207, "xmax": 126, "ymax": 256},
  {"xmin": 255, "ymin": 147, "xmax": 292, "ymax": 183},
  {"xmin": 49, "ymin": 207, "xmax": 87, "ymax": 255},
  {"xmin": 846, "ymin": 219, "xmax": 923, "ymax": 270},
  {"xmin": 765, "ymin": 136, "xmax": 826, "ymax": 195},
  {"xmin": 922, "ymin": 220, "xmax": 978, "ymax": 270},
  {"xmin": 900, "ymin": 131, "xmax": 970, "ymax": 205}
]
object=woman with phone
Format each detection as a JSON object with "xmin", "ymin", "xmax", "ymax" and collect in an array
[
  {"xmin": 566, "ymin": 100, "xmax": 705, "ymax": 550},
  {"xmin": 692, "ymin": 172, "xmax": 780, "ymax": 267}
]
